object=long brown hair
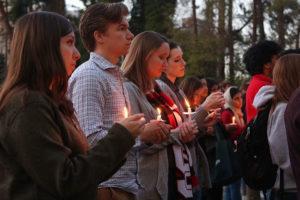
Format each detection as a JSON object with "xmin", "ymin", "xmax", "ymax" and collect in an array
[
  {"xmin": 179, "ymin": 76, "xmax": 203, "ymax": 110},
  {"xmin": 121, "ymin": 31, "xmax": 168, "ymax": 93},
  {"xmin": 273, "ymin": 54, "xmax": 300, "ymax": 105},
  {"xmin": 0, "ymin": 11, "xmax": 74, "ymax": 117}
]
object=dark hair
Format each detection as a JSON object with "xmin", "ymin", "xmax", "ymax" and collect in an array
[
  {"xmin": 243, "ymin": 40, "xmax": 282, "ymax": 75},
  {"xmin": 121, "ymin": 31, "xmax": 169, "ymax": 93},
  {"xmin": 179, "ymin": 76, "xmax": 203, "ymax": 108},
  {"xmin": 79, "ymin": 2, "xmax": 129, "ymax": 52},
  {"xmin": 167, "ymin": 40, "xmax": 179, "ymax": 59},
  {"xmin": 279, "ymin": 49, "xmax": 300, "ymax": 57},
  {"xmin": 0, "ymin": 11, "xmax": 74, "ymax": 117},
  {"xmin": 206, "ymin": 77, "xmax": 218, "ymax": 94},
  {"xmin": 229, "ymin": 87, "xmax": 240, "ymax": 99}
]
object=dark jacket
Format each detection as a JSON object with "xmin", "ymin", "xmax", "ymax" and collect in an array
[
  {"xmin": 0, "ymin": 90, "xmax": 135, "ymax": 200},
  {"xmin": 285, "ymin": 86, "xmax": 300, "ymax": 199}
]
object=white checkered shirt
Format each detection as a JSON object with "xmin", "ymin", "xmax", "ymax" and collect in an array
[{"xmin": 68, "ymin": 52, "xmax": 140, "ymax": 194}]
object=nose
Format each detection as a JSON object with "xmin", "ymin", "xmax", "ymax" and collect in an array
[
  {"xmin": 73, "ymin": 47, "xmax": 81, "ymax": 61},
  {"xmin": 163, "ymin": 58, "xmax": 168, "ymax": 68},
  {"xmin": 182, "ymin": 59, "xmax": 186, "ymax": 66},
  {"xmin": 127, "ymin": 30, "xmax": 134, "ymax": 40}
]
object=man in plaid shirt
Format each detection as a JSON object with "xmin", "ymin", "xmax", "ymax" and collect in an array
[{"xmin": 68, "ymin": 2, "xmax": 170, "ymax": 200}]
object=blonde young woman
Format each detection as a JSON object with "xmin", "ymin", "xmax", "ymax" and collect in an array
[
  {"xmin": 121, "ymin": 32, "xmax": 201, "ymax": 200},
  {"xmin": 253, "ymin": 54, "xmax": 299, "ymax": 200}
]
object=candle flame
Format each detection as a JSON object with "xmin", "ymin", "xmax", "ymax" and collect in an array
[
  {"xmin": 232, "ymin": 116, "xmax": 236, "ymax": 123},
  {"xmin": 124, "ymin": 107, "xmax": 128, "ymax": 118},
  {"xmin": 157, "ymin": 108, "xmax": 161, "ymax": 115},
  {"xmin": 185, "ymin": 99, "xmax": 191, "ymax": 108}
]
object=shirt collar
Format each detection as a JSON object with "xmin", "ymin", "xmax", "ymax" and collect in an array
[{"xmin": 89, "ymin": 52, "xmax": 118, "ymax": 70}]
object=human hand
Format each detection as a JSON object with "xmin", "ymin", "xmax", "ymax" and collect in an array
[
  {"xmin": 140, "ymin": 120, "xmax": 172, "ymax": 144},
  {"xmin": 201, "ymin": 92, "xmax": 225, "ymax": 111},
  {"xmin": 225, "ymin": 123, "xmax": 237, "ymax": 134},
  {"xmin": 179, "ymin": 120, "xmax": 198, "ymax": 143},
  {"xmin": 204, "ymin": 108, "xmax": 221, "ymax": 127},
  {"xmin": 118, "ymin": 114, "xmax": 146, "ymax": 138},
  {"xmin": 205, "ymin": 126, "xmax": 215, "ymax": 136}
]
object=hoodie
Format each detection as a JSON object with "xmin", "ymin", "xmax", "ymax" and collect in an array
[{"xmin": 253, "ymin": 85, "xmax": 296, "ymax": 190}]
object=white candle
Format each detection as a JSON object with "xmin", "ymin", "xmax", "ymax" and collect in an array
[
  {"xmin": 185, "ymin": 99, "xmax": 192, "ymax": 121},
  {"xmin": 124, "ymin": 107, "xmax": 128, "ymax": 118},
  {"xmin": 232, "ymin": 116, "xmax": 236, "ymax": 124},
  {"xmin": 156, "ymin": 108, "xmax": 162, "ymax": 120}
]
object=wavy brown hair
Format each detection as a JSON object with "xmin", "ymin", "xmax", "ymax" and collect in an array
[
  {"xmin": 121, "ymin": 31, "xmax": 168, "ymax": 93},
  {"xmin": 273, "ymin": 54, "xmax": 300, "ymax": 105},
  {"xmin": 0, "ymin": 11, "xmax": 74, "ymax": 118}
]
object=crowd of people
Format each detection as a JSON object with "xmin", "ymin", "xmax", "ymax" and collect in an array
[{"xmin": 0, "ymin": 2, "xmax": 299, "ymax": 200}]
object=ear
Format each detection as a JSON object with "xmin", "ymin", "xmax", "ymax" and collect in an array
[
  {"xmin": 94, "ymin": 30, "xmax": 105, "ymax": 45},
  {"xmin": 263, "ymin": 62, "xmax": 272, "ymax": 77}
]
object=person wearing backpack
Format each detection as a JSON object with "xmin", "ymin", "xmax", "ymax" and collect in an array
[
  {"xmin": 243, "ymin": 40, "xmax": 282, "ymax": 200},
  {"xmin": 252, "ymin": 54, "xmax": 299, "ymax": 200},
  {"xmin": 221, "ymin": 86, "xmax": 245, "ymax": 200}
]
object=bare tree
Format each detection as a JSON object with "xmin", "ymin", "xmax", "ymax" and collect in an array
[
  {"xmin": 192, "ymin": 0, "xmax": 198, "ymax": 37},
  {"xmin": 257, "ymin": 0, "xmax": 265, "ymax": 40},
  {"xmin": 217, "ymin": 0, "xmax": 225, "ymax": 79},
  {"xmin": 0, "ymin": 0, "xmax": 12, "ymax": 39},
  {"xmin": 252, "ymin": 0, "xmax": 257, "ymax": 44},
  {"xmin": 228, "ymin": 0, "xmax": 234, "ymax": 81}
]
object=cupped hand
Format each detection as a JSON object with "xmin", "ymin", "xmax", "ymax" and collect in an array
[
  {"xmin": 202, "ymin": 92, "xmax": 225, "ymax": 111},
  {"xmin": 179, "ymin": 120, "xmax": 198, "ymax": 143},
  {"xmin": 140, "ymin": 120, "xmax": 172, "ymax": 144},
  {"xmin": 118, "ymin": 114, "xmax": 146, "ymax": 138}
]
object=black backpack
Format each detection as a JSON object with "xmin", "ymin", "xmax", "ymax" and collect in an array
[{"xmin": 236, "ymin": 101, "xmax": 278, "ymax": 190}]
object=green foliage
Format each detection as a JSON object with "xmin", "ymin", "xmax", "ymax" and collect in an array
[
  {"xmin": 171, "ymin": 29, "xmax": 219, "ymax": 79},
  {"xmin": 129, "ymin": 0, "xmax": 145, "ymax": 35},
  {"xmin": 144, "ymin": 0, "xmax": 176, "ymax": 37}
]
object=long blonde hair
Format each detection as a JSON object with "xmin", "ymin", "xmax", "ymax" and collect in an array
[{"xmin": 121, "ymin": 31, "xmax": 168, "ymax": 93}]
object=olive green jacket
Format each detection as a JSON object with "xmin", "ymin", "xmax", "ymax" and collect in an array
[{"xmin": 0, "ymin": 90, "xmax": 135, "ymax": 200}]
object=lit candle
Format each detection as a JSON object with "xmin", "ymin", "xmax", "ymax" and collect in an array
[
  {"xmin": 185, "ymin": 99, "xmax": 192, "ymax": 121},
  {"xmin": 232, "ymin": 116, "xmax": 236, "ymax": 124},
  {"xmin": 156, "ymin": 108, "xmax": 162, "ymax": 120},
  {"xmin": 124, "ymin": 107, "xmax": 128, "ymax": 118}
]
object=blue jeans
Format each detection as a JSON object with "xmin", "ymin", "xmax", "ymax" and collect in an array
[{"xmin": 223, "ymin": 179, "xmax": 242, "ymax": 200}]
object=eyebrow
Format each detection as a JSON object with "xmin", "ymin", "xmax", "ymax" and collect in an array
[{"xmin": 119, "ymin": 23, "xmax": 128, "ymax": 28}]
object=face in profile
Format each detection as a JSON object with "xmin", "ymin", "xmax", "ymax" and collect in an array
[
  {"xmin": 193, "ymin": 88, "xmax": 206, "ymax": 108},
  {"xmin": 165, "ymin": 47, "xmax": 186, "ymax": 80},
  {"xmin": 199, "ymin": 78, "xmax": 208, "ymax": 98},
  {"xmin": 101, "ymin": 16, "xmax": 134, "ymax": 57},
  {"xmin": 146, "ymin": 42, "xmax": 170, "ymax": 79},
  {"xmin": 60, "ymin": 32, "xmax": 81, "ymax": 76}
]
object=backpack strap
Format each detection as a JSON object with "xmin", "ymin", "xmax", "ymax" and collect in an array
[{"xmin": 280, "ymin": 169, "xmax": 284, "ymax": 200}]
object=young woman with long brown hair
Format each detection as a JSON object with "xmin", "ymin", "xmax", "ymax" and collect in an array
[
  {"xmin": 0, "ymin": 11, "xmax": 145, "ymax": 200},
  {"xmin": 253, "ymin": 54, "xmax": 300, "ymax": 200}
]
